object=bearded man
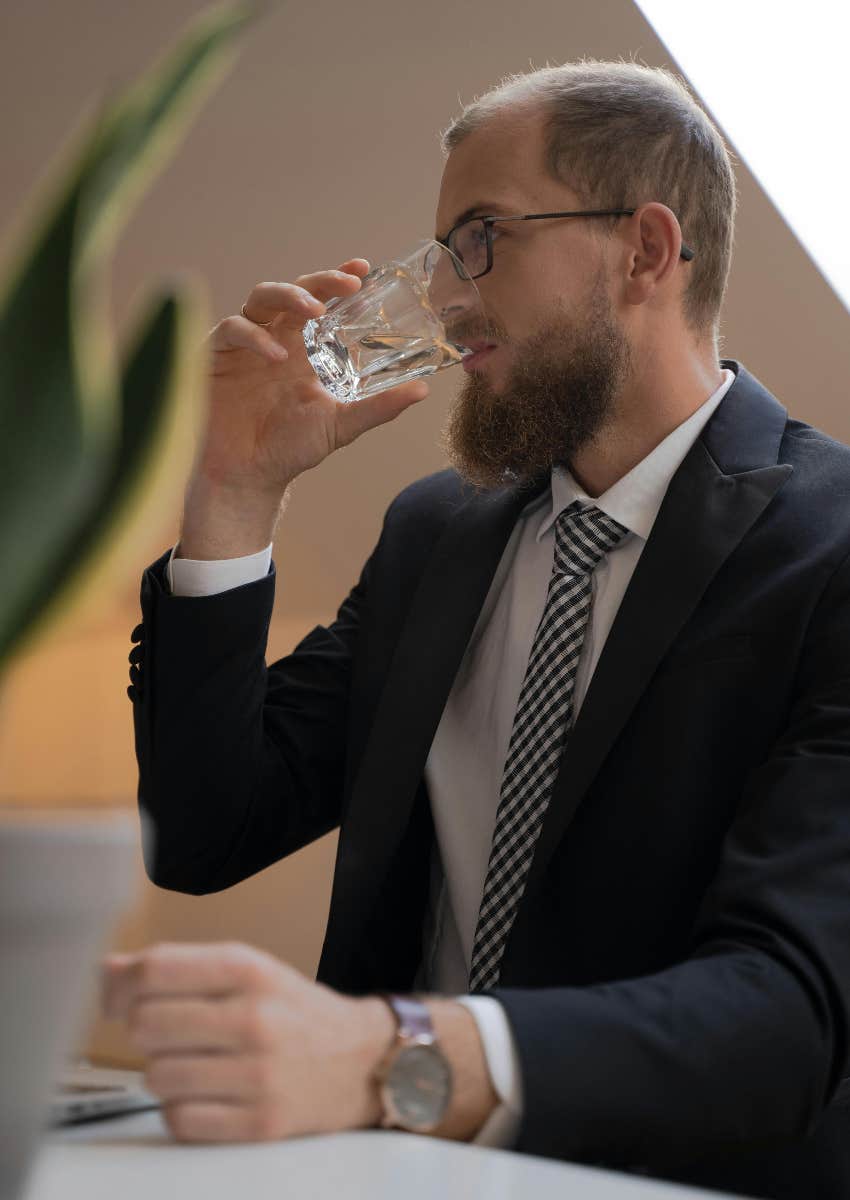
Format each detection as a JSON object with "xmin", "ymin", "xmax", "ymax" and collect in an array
[{"xmin": 114, "ymin": 58, "xmax": 850, "ymax": 1200}]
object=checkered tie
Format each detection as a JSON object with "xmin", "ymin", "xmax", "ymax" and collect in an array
[{"xmin": 468, "ymin": 501, "xmax": 630, "ymax": 992}]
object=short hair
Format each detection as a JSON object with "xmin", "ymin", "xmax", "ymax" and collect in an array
[{"xmin": 440, "ymin": 57, "xmax": 739, "ymax": 350}]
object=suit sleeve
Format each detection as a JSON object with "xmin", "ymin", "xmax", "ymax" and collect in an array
[
  {"xmin": 487, "ymin": 546, "xmax": 850, "ymax": 1171},
  {"xmin": 127, "ymin": 531, "xmax": 380, "ymax": 896}
]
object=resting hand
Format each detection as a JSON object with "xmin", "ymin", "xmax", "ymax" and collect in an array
[{"xmin": 100, "ymin": 941, "xmax": 392, "ymax": 1143}]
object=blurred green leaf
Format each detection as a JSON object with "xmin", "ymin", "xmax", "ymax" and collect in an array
[{"xmin": 0, "ymin": 1, "xmax": 260, "ymax": 673}]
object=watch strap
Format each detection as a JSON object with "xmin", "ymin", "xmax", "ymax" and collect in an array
[{"xmin": 377, "ymin": 992, "xmax": 435, "ymax": 1042}]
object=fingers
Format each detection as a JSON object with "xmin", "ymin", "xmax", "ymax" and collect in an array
[
  {"xmin": 242, "ymin": 265, "xmax": 367, "ymax": 328},
  {"xmin": 225, "ymin": 265, "xmax": 369, "ymax": 364},
  {"xmin": 128, "ymin": 996, "xmax": 243, "ymax": 1053},
  {"xmin": 240, "ymin": 280, "xmax": 326, "ymax": 327},
  {"xmin": 213, "ymin": 315, "xmax": 290, "ymax": 365},
  {"xmin": 291, "ymin": 267, "xmax": 366, "ymax": 302},
  {"xmin": 161, "ymin": 1098, "xmax": 281, "ymax": 1143},
  {"xmin": 336, "ymin": 257, "xmax": 370, "ymax": 277},
  {"xmin": 128, "ymin": 991, "xmax": 290, "ymax": 1057},
  {"xmin": 145, "ymin": 1052, "xmax": 276, "ymax": 1106},
  {"xmin": 102, "ymin": 942, "xmax": 276, "ymax": 1019}
]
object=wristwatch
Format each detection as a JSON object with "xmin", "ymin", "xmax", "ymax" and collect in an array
[{"xmin": 372, "ymin": 993, "xmax": 453, "ymax": 1132}]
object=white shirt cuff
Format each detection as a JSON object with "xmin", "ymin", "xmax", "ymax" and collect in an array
[
  {"xmin": 454, "ymin": 995, "xmax": 523, "ymax": 1149},
  {"xmin": 166, "ymin": 543, "xmax": 273, "ymax": 596}
]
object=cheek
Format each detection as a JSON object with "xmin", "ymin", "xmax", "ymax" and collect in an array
[
  {"xmin": 507, "ymin": 265, "xmax": 565, "ymax": 335},
  {"xmin": 478, "ymin": 245, "xmax": 568, "ymax": 342},
  {"xmin": 481, "ymin": 285, "xmax": 539, "ymax": 344}
]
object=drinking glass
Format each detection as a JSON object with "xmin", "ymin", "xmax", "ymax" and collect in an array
[{"xmin": 302, "ymin": 238, "xmax": 485, "ymax": 403}]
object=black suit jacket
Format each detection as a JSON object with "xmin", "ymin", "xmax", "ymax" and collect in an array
[{"xmin": 129, "ymin": 359, "xmax": 850, "ymax": 1199}]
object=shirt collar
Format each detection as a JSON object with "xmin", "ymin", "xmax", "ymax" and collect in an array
[{"xmin": 532, "ymin": 367, "xmax": 737, "ymax": 544}]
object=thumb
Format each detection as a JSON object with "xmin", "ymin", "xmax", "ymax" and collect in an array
[
  {"xmin": 100, "ymin": 952, "xmax": 139, "ymax": 1018},
  {"xmin": 336, "ymin": 379, "xmax": 430, "ymax": 445},
  {"xmin": 103, "ymin": 952, "xmax": 138, "ymax": 968}
]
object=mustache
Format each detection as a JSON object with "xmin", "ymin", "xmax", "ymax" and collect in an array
[{"xmin": 445, "ymin": 325, "xmax": 503, "ymax": 345}]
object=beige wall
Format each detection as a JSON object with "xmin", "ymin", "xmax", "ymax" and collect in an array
[{"xmin": 1, "ymin": 0, "xmax": 849, "ymax": 1064}]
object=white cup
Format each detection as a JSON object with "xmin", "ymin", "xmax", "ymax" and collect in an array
[{"xmin": 0, "ymin": 806, "xmax": 139, "ymax": 1200}]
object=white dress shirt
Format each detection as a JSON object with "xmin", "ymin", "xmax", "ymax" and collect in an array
[{"xmin": 166, "ymin": 367, "xmax": 735, "ymax": 1148}]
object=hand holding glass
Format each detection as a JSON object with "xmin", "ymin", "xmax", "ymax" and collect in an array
[{"xmin": 302, "ymin": 239, "xmax": 484, "ymax": 403}]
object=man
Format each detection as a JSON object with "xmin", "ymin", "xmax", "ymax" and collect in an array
[{"xmin": 109, "ymin": 59, "xmax": 850, "ymax": 1199}]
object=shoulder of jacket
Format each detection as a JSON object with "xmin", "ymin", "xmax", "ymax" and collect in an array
[
  {"xmin": 782, "ymin": 418, "xmax": 850, "ymax": 474},
  {"xmin": 382, "ymin": 467, "xmax": 479, "ymax": 528}
]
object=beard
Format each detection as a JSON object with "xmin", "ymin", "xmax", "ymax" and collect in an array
[{"xmin": 441, "ymin": 274, "xmax": 633, "ymax": 492}]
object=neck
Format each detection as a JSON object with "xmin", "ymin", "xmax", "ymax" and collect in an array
[{"xmin": 569, "ymin": 348, "xmax": 726, "ymax": 498}]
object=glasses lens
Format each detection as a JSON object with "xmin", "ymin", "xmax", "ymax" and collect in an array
[{"xmin": 448, "ymin": 218, "xmax": 488, "ymax": 279}]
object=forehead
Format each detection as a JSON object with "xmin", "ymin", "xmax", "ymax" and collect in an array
[{"xmin": 435, "ymin": 109, "xmax": 554, "ymax": 234}]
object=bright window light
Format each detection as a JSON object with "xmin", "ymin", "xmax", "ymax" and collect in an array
[{"xmin": 633, "ymin": 0, "xmax": 850, "ymax": 314}]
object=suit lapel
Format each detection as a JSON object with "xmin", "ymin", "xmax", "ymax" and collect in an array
[
  {"xmin": 506, "ymin": 361, "xmax": 794, "ymax": 934},
  {"xmin": 326, "ymin": 474, "xmax": 548, "ymax": 963}
]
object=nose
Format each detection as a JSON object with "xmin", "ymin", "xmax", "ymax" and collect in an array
[{"xmin": 427, "ymin": 249, "xmax": 483, "ymax": 325}]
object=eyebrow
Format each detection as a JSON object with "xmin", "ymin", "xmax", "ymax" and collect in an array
[{"xmin": 436, "ymin": 202, "xmax": 516, "ymax": 240}]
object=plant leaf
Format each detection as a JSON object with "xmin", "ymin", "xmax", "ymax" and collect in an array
[
  {"xmin": 0, "ymin": 1, "xmax": 259, "ymax": 672},
  {"xmin": 7, "ymin": 276, "xmax": 208, "ymax": 665}
]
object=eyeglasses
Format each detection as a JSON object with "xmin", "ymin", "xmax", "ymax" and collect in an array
[{"xmin": 433, "ymin": 209, "xmax": 696, "ymax": 281}]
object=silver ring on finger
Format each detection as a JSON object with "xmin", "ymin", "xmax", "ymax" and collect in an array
[{"xmin": 241, "ymin": 302, "xmax": 274, "ymax": 328}]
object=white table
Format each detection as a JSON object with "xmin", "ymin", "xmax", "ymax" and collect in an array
[{"xmin": 25, "ymin": 1107, "xmax": 747, "ymax": 1200}]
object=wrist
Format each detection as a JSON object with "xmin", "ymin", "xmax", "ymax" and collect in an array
[
  {"xmin": 360, "ymin": 994, "xmax": 499, "ymax": 1141},
  {"xmin": 357, "ymin": 996, "xmax": 397, "ymax": 1128},
  {"xmin": 177, "ymin": 472, "xmax": 289, "ymax": 560},
  {"xmin": 422, "ymin": 997, "xmax": 500, "ymax": 1141}
]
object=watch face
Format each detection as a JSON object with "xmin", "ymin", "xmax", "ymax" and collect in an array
[{"xmin": 385, "ymin": 1043, "xmax": 452, "ymax": 1130}]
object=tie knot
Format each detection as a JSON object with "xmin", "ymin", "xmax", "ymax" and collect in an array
[{"xmin": 553, "ymin": 500, "xmax": 630, "ymax": 576}]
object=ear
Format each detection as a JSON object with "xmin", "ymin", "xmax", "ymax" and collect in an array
[{"xmin": 621, "ymin": 202, "xmax": 684, "ymax": 305}]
